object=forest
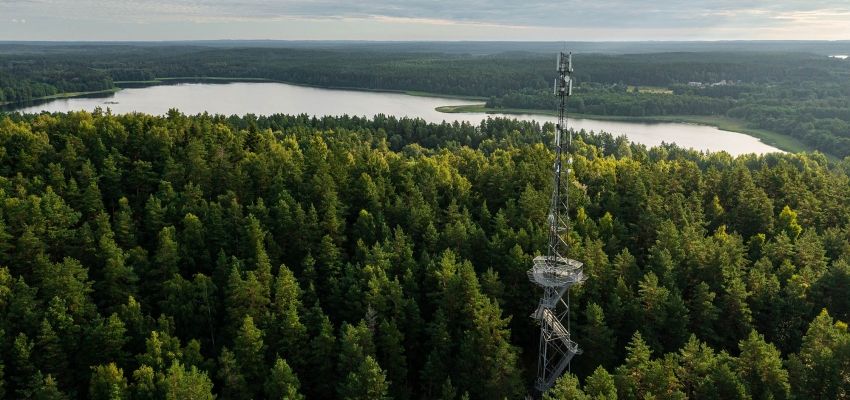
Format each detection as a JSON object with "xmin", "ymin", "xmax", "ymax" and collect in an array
[
  {"xmin": 0, "ymin": 109, "xmax": 848, "ymax": 399},
  {"xmin": 3, "ymin": 43, "xmax": 850, "ymax": 158}
]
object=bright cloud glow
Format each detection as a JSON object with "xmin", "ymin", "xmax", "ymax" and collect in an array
[{"xmin": 1, "ymin": 0, "xmax": 849, "ymax": 40}]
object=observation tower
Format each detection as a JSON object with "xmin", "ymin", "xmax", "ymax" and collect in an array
[{"xmin": 528, "ymin": 52, "xmax": 586, "ymax": 394}]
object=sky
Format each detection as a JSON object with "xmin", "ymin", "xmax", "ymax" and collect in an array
[{"xmin": 2, "ymin": 0, "xmax": 850, "ymax": 41}]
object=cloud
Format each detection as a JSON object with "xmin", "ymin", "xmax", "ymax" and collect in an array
[
  {"xmin": 4, "ymin": 0, "xmax": 848, "ymax": 27},
  {"xmin": 2, "ymin": 0, "xmax": 849, "ymax": 40}
]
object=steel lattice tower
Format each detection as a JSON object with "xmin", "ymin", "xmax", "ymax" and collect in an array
[{"xmin": 528, "ymin": 52, "xmax": 586, "ymax": 394}]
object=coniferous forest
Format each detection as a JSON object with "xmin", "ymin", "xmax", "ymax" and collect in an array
[{"xmin": 0, "ymin": 110, "xmax": 848, "ymax": 399}]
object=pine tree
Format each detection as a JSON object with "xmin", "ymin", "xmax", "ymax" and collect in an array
[
  {"xmin": 35, "ymin": 319, "xmax": 69, "ymax": 387},
  {"xmin": 96, "ymin": 231, "xmax": 137, "ymax": 312},
  {"xmin": 338, "ymin": 356, "xmax": 390, "ymax": 400},
  {"xmin": 577, "ymin": 302, "xmax": 617, "ymax": 374},
  {"xmin": 33, "ymin": 374, "xmax": 67, "ymax": 400},
  {"xmin": 787, "ymin": 309, "xmax": 850, "ymax": 399},
  {"xmin": 437, "ymin": 378, "xmax": 457, "ymax": 400},
  {"xmin": 615, "ymin": 331, "xmax": 685, "ymax": 400},
  {"xmin": 420, "ymin": 310, "xmax": 452, "ymax": 398},
  {"xmin": 584, "ymin": 366, "xmax": 617, "ymax": 400},
  {"xmin": 217, "ymin": 348, "xmax": 248, "ymax": 400},
  {"xmin": 545, "ymin": 373, "xmax": 588, "ymax": 400},
  {"xmin": 736, "ymin": 330, "xmax": 790, "ymax": 400},
  {"xmin": 777, "ymin": 205, "xmax": 802, "ymax": 240},
  {"xmin": 136, "ymin": 331, "xmax": 183, "ymax": 373},
  {"xmin": 80, "ymin": 179, "xmax": 106, "ymax": 219},
  {"xmin": 144, "ymin": 195, "xmax": 166, "ymax": 239},
  {"xmin": 264, "ymin": 357, "xmax": 305, "ymax": 400},
  {"xmin": 732, "ymin": 183, "xmax": 774, "ymax": 239},
  {"xmin": 153, "ymin": 226, "xmax": 180, "ymax": 282},
  {"xmin": 337, "ymin": 321, "xmax": 376, "ymax": 379},
  {"xmin": 457, "ymin": 296, "xmax": 524, "ymax": 400},
  {"xmin": 0, "ymin": 214, "xmax": 14, "ymax": 262},
  {"xmin": 719, "ymin": 275, "xmax": 753, "ymax": 349},
  {"xmin": 10, "ymin": 333, "xmax": 39, "ymax": 398},
  {"xmin": 87, "ymin": 313, "xmax": 130, "ymax": 369},
  {"xmin": 162, "ymin": 362, "xmax": 214, "ymax": 400},
  {"xmin": 376, "ymin": 319, "xmax": 409, "ymax": 400},
  {"xmin": 33, "ymin": 256, "xmax": 94, "ymax": 317},
  {"xmin": 130, "ymin": 365, "xmax": 158, "ymax": 400},
  {"xmin": 233, "ymin": 315, "xmax": 265, "ymax": 392},
  {"xmin": 675, "ymin": 335, "xmax": 747, "ymax": 399},
  {"xmin": 302, "ymin": 303, "xmax": 336, "ymax": 399},
  {"xmin": 0, "ymin": 356, "xmax": 5, "ymax": 400},
  {"xmin": 244, "ymin": 214, "xmax": 272, "ymax": 294},
  {"xmin": 180, "ymin": 213, "xmax": 208, "ymax": 275},
  {"xmin": 225, "ymin": 265, "xmax": 270, "ymax": 334},
  {"xmin": 113, "ymin": 197, "xmax": 137, "ymax": 248},
  {"xmin": 269, "ymin": 263, "xmax": 307, "ymax": 365},
  {"xmin": 688, "ymin": 281, "xmax": 719, "ymax": 341},
  {"xmin": 89, "ymin": 363, "xmax": 129, "ymax": 400}
]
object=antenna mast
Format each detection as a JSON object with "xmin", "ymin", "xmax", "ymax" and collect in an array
[{"xmin": 527, "ymin": 52, "xmax": 586, "ymax": 395}]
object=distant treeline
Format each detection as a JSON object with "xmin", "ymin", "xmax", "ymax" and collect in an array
[
  {"xmin": 0, "ymin": 59, "xmax": 112, "ymax": 104},
  {"xmin": 2, "ymin": 44, "xmax": 850, "ymax": 156},
  {"xmin": 486, "ymin": 57, "xmax": 850, "ymax": 157},
  {"xmin": 486, "ymin": 86, "xmax": 735, "ymax": 116}
]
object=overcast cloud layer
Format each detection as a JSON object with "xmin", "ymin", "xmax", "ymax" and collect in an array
[{"xmin": 2, "ymin": 0, "xmax": 850, "ymax": 40}]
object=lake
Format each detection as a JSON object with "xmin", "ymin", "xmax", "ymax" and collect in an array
[{"xmin": 10, "ymin": 82, "xmax": 781, "ymax": 156}]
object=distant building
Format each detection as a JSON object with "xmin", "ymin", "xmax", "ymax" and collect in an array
[{"xmin": 688, "ymin": 82, "xmax": 703, "ymax": 87}]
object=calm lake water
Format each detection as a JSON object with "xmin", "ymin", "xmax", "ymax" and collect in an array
[{"xmin": 12, "ymin": 82, "xmax": 781, "ymax": 156}]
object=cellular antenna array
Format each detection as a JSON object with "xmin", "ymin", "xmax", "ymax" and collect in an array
[{"xmin": 527, "ymin": 52, "xmax": 586, "ymax": 394}]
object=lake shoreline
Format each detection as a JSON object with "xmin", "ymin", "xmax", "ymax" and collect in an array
[
  {"xmin": 3, "ymin": 78, "xmax": 807, "ymax": 156},
  {"xmin": 0, "ymin": 88, "xmax": 121, "ymax": 108},
  {"xmin": 111, "ymin": 79, "xmax": 815, "ymax": 155},
  {"xmin": 435, "ymin": 104, "xmax": 814, "ymax": 155},
  {"xmin": 114, "ymin": 77, "xmax": 487, "ymax": 101},
  {"xmin": 3, "ymin": 77, "xmax": 486, "ymax": 109},
  {"xmin": 5, "ymin": 80, "xmax": 786, "ymax": 156}
]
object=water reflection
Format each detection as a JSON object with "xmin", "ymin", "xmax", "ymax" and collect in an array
[{"xmin": 9, "ymin": 82, "xmax": 782, "ymax": 156}]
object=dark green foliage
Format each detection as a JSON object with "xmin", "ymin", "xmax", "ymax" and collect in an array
[
  {"xmin": 736, "ymin": 331, "xmax": 790, "ymax": 400},
  {"xmin": 264, "ymin": 357, "xmax": 305, "ymax": 400},
  {"xmin": 89, "ymin": 363, "xmax": 129, "ymax": 400},
  {"xmin": 585, "ymin": 367, "xmax": 617, "ymax": 400},
  {"xmin": 34, "ymin": 374, "xmax": 68, "ymax": 400},
  {"xmin": 545, "ymin": 373, "xmax": 588, "ymax": 400},
  {"xmin": 0, "ymin": 111, "xmax": 847, "ymax": 399},
  {"xmin": 787, "ymin": 309, "xmax": 850, "ymax": 399},
  {"xmin": 232, "ymin": 315, "xmax": 265, "ymax": 396},
  {"xmin": 162, "ymin": 362, "xmax": 215, "ymax": 400}
]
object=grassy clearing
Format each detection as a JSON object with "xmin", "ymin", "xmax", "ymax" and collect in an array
[{"xmin": 435, "ymin": 104, "xmax": 817, "ymax": 155}]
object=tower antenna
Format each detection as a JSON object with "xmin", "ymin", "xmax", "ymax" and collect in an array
[{"xmin": 528, "ymin": 52, "xmax": 586, "ymax": 395}]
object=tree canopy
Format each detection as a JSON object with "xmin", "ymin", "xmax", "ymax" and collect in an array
[{"xmin": 0, "ymin": 110, "xmax": 847, "ymax": 398}]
